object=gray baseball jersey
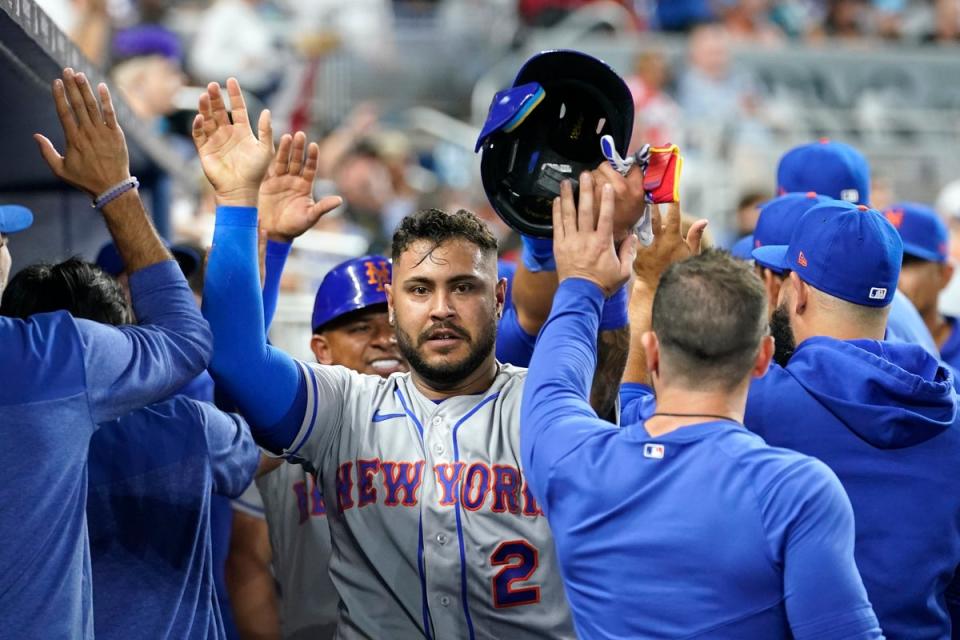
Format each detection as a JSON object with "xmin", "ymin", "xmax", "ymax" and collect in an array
[
  {"xmin": 282, "ymin": 360, "xmax": 575, "ymax": 639},
  {"xmin": 256, "ymin": 461, "xmax": 339, "ymax": 639}
]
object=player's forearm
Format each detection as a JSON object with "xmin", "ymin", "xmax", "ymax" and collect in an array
[
  {"xmin": 100, "ymin": 189, "xmax": 173, "ymax": 273},
  {"xmin": 203, "ymin": 206, "xmax": 303, "ymax": 439},
  {"xmin": 623, "ymin": 280, "xmax": 655, "ymax": 385},
  {"xmin": 591, "ymin": 326, "xmax": 629, "ymax": 420},
  {"xmin": 227, "ymin": 512, "xmax": 281, "ymax": 640},
  {"xmin": 262, "ymin": 239, "xmax": 292, "ymax": 331},
  {"xmin": 512, "ymin": 264, "xmax": 559, "ymax": 335}
]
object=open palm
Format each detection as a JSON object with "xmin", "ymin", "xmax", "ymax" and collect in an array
[
  {"xmin": 192, "ymin": 79, "xmax": 274, "ymax": 203},
  {"xmin": 259, "ymin": 132, "xmax": 342, "ymax": 242}
]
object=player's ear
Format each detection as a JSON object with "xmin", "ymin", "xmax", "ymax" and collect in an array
[
  {"xmin": 753, "ymin": 335, "xmax": 775, "ymax": 378},
  {"xmin": 641, "ymin": 330, "xmax": 660, "ymax": 384},
  {"xmin": 940, "ymin": 262, "xmax": 955, "ymax": 291},
  {"xmin": 762, "ymin": 268, "xmax": 782, "ymax": 316},
  {"xmin": 495, "ymin": 277, "xmax": 507, "ymax": 319},
  {"xmin": 384, "ymin": 283, "xmax": 395, "ymax": 325},
  {"xmin": 311, "ymin": 334, "xmax": 334, "ymax": 365},
  {"xmin": 789, "ymin": 272, "xmax": 807, "ymax": 315}
]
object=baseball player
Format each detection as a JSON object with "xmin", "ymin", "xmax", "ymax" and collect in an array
[
  {"xmin": 192, "ymin": 79, "xmax": 643, "ymax": 638},
  {"xmin": 882, "ymin": 202, "xmax": 960, "ymax": 370},
  {"xmin": 742, "ymin": 201, "xmax": 960, "ymax": 637},
  {"xmin": 0, "ymin": 257, "xmax": 260, "ymax": 639},
  {"xmin": 521, "ymin": 184, "xmax": 882, "ymax": 638},
  {"xmin": 0, "ymin": 69, "xmax": 211, "ymax": 638}
]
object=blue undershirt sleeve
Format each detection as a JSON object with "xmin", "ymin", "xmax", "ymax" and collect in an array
[
  {"xmin": 262, "ymin": 239, "xmax": 291, "ymax": 331},
  {"xmin": 763, "ymin": 459, "xmax": 884, "ymax": 640},
  {"xmin": 520, "ymin": 277, "xmax": 617, "ymax": 506},
  {"xmin": 619, "ymin": 382, "xmax": 656, "ymax": 425},
  {"xmin": 495, "ymin": 304, "xmax": 537, "ymax": 367},
  {"xmin": 82, "ymin": 260, "xmax": 213, "ymax": 424},
  {"xmin": 202, "ymin": 206, "xmax": 305, "ymax": 452}
]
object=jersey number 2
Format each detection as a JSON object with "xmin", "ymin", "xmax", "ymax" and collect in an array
[{"xmin": 490, "ymin": 540, "xmax": 540, "ymax": 608}]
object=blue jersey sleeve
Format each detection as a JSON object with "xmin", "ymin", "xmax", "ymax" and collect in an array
[
  {"xmin": 619, "ymin": 382, "xmax": 656, "ymax": 425},
  {"xmin": 262, "ymin": 239, "xmax": 291, "ymax": 331},
  {"xmin": 79, "ymin": 260, "xmax": 213, "ymax": 424},
  {"xmin": 495, "ymin": 304, "xmax": 537, "ymax": 367},
  {"xmin": 762, "ymin": 459, "xmax": 884, "ymax": 640},
  {"xmin": 202, "ymin": 206, "xmax": 305, "ymax": 452},
  {"xmin": 520, "ymin": 277, "xmax": 617, "ymax": 507},
  {"xmin": 189, "ymin": 400, "xmax": 261, "ymax": 499}
]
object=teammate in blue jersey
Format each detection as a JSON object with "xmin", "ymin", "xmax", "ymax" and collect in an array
[
  {"xmin": 522, "ymin": 181, "xmax": 883, "ymax": 639},
  {"xmin": 0, "ymin": 258, "xmax": 260, "ymax": 639},
  {"xmin": 0, "ymin": 69, "xmax": 212, "ymax": 639},
  {"xmin": 882, "ymin": 202, "xmax": 960, "ymax": 371},
  {"xmin": 776, "ymin": 139, "xmax": 940, "ymax": 356},
  {"xmin": 747, "ymin": 200, "xmax": 960, "ymax": 638}
]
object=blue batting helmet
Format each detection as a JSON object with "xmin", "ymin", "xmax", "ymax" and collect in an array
[{"xmin": 311, "ymin": 255, "xmax": 391, "ymax": 331}]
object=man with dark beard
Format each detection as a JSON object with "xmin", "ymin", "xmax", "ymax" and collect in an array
[
  {"xmin": 748, "ymin": 192, "xmax": 830, "ymax": 365},
  {"xmin": 747, "ymin": 200, "xmax": 960, "ymax": 639},
  {"xmin": 194, "ymin": 78, "xmax": 636, "ymax": 638}
]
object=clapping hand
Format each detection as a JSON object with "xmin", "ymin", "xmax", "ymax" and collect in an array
[
  {"xmin": 34, "ymin": 68, "xmax": 131, "ymax": 199},
  {"xmin": 192, "ymin": 78, "xmax": 274, "ymax": 207},
  {"xmin": 258, "ymin": 132, "xmax": 343, "ymax": 243},
  {"xmin": 632, "ymin": 202, "xmax": 708, "ymax": 289}
]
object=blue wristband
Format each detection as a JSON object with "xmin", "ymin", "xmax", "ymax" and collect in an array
[
  {"xmin": 599, "ymin": 284, "xmax": 628, "ymax": 331},
  {"xmin": 520, "ymin": 235, "xmax": 556, "ymax": 273}
]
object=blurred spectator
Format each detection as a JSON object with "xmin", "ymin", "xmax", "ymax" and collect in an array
[
  {"xmin": 625, "ymin": 50, "xmax": 682, "ymax": 149},
  {"xmin": 825, "ymin": 0, "xmax": 870, "ymax": 38},
  {"xmin": 677, "ymin": 24, "xmax": 769, "ymax": 145},
  {"xmin": 519, "ymin": 0, "xmax": 634, "ymax": 27},
  {"xmin": 36, "ymin": 0, "xmax": 111, "ymax": 64},
  {"xmin": 189, "ymin": 0, "xmax": 286, "ymax": 101},
  {"xmin": 110, "ymin": 26, "xmax": 184, "ymax": 124},
  {"xmin": 716, "ymin": 0, "xmax": 785, "ymax": 44},
  {"xmin": 735, "ymin": 189, "xmax": 769, "ymax": 237},
  {"xmin": 934, "ymin": 0, "xmax": 960, "ymax": 41}
]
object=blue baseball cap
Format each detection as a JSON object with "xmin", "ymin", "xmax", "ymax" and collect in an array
[
  {"xmin": 777, "ymin": 139, "xmax": 870, "ymax": 205},
  {"xmin": 730, "ymin": 235, "xmax": 755, "ymax": 260},
  {"xmin": 312, "ymin": 255, "xmax": 391, "ymax": 331},
  {"xmin": 0, "ymin": 205, "xmax": 34, "ymax": 234},
  {"xmin": 112, "ymin": 25, "xmax": 182, "ymax": 62},
  {"xmin": 752, "ymin": 201, "xmax": 903, "ymax": 308},
  {"xmin": 752, "ymin": 192, "xmax": 831, "ymax": 273},
  {"xmin": 882, "ymin": 202, "xmax": 949, "ymax": 263}
]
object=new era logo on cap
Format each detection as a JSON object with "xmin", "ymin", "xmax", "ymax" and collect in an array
[
  {"xmin": 643, "ymin": 443, "xmax": 665, "ymax": 459},
  {"xmin": 797, "ymin": 251, "xmax": 808, "ymax": 267}
]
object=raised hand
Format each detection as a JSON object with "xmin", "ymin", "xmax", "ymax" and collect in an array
[
  {"xmin": 590, "ymin": 163, "xmax": 647, "ymax": 243},
  {"xmin": 552, "ymin": 172, "xmax": 637, "ymax": 297},
  {"xmin": 192, "ymin": 78, "xmax": 274, "ymax": 207},
  {"xmin": 259, "ymin": 131, "xmax": 343, "ymax": 243},
  {"xmin": 34, "ymin": 68, "xmax": 131, "ymax": 199},
  {"xmin": 632, "ymin": 202, "xmax": 708, "ymax": 288}
]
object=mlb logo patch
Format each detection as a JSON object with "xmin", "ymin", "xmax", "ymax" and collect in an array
[
  {"xmin": 868, "ymin": 287, "xmax": 887, "ymax": 300},
  {"xmin": 840, "ymin": 189, "xmax": 860, "ymax": 203},
  {"xmin": 643, "ymin": 443, "xmax": 665, "ymax": 460}
]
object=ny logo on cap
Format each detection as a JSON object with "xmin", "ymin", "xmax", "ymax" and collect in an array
[
  {"xmin": 797, "ymin": 251, "xmax": 809, "ymax": 267},
  {"xmin": 364, "ymin": 260, "xmax": 390, "ymax": 292},
  {"xmin": 869, "ymin": 287, "xmax": 888, "ymax": 300}
]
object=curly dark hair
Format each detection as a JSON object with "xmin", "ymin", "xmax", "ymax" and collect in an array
[
  {"xmin": 391, "ymin": 208, "xmax": 498, "ymax": 264},
  {"xmin": 0, "ymin": 257, "xmax": 129, "ymax": 326}
]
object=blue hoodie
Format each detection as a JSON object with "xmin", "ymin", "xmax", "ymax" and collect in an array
[{"xmin": 745, "ymin": 336, "xmax": 960, "ymax": 639}]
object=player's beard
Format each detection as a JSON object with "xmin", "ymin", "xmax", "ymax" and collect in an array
[
  {"xmin": 396, "ymin": 317, "xmax": 497, "ymax": 390},
  {"xmin": 769, "ymin": 303, "xmax": 796, "ymax": 367}
]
